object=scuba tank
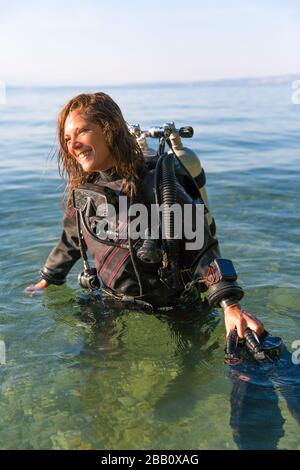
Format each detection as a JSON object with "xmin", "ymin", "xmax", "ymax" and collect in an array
[
  {"xmin": 131, "ymin": 122, "xmax": 216, "ymax": 237},
  {"xmin": 130, "ymin": 122, "xmax": 213, "ymax": 294},
  {"xmin": 167, "ymin": 122, "xmax": 216, "ymax": 236}
]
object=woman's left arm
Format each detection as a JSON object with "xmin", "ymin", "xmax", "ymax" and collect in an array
[{"xmin": 177, "ymin": 182, "xmax": 265, "ymax": 339}]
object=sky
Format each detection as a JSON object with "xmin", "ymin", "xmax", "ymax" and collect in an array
[{"xmin": 0, "ymin": 0, "xmax": 299, "ymax": 86}]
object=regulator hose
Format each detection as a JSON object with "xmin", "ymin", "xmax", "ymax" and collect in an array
[
  {"xmin": 155, "ymin": 153, "xmax": 181, "ymax": 290},
  {"xmin": 128, "ymin": 195, "xmax": 144, "ymax": 296}
]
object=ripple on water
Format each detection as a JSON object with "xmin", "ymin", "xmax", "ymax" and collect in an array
[{"xmin": 0, "ymin": 84, "xmax": 300, "ymax": 449}]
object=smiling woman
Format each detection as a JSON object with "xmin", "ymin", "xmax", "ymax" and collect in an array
[
  {"xmin": 25, "ymin": 91, "xmax": 264, "ymax": 346},
  {"xmin": 56, "ymin": 92, "xmax": 145, "ymax": 206}
]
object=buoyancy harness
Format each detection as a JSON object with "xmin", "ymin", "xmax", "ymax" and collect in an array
[{"xmin": 73, "ymin": 150, "xmax": 204, "ymax": 309}]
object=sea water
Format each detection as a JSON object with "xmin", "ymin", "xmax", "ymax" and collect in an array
[{"xmin": 0, "ymin": 81, "xmax": 299, "ymax": 449}]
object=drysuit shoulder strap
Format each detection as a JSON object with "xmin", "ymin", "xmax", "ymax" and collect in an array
[{"xmin": 143, "ymin": 153, "xmax": 159, "ymax": 170}]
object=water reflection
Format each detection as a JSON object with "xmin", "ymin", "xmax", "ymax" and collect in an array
[
  {"xmin": 46, "ymin": 291, "xmax": 300, "ymax": 449},
  {"xmin": 229, "ymin": 347, "xmax": 300, "ymax": 449},
  {"xmin": 66, "ymin": 294, "xmax": 222, "ymax": 448},
  {"xmin": 151, "ymin": 304, "xmax": 220, "ymax": 424}
]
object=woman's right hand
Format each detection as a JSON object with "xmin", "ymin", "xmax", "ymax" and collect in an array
[{"xmin": 25, "ymin": 279, "xmax": 50, "ymax": 294}]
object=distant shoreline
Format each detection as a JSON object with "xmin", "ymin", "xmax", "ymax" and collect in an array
[{"xmin": 6, "ymin": 74, "xmax": 300, "ymax": 90}]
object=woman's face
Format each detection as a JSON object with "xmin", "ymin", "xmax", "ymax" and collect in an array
[{"xmin": 64, "ymin": 109, "xmax": 115, "ymax": 173}]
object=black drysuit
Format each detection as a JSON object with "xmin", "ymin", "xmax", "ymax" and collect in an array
[{"xmin": 40, "ymin": 165, "xmax": 244, "ymax": 309}]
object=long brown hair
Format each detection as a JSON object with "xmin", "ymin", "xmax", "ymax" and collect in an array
[{"xmin": 57, "ymin": 92, "xmax": 145, "ymax": 205}]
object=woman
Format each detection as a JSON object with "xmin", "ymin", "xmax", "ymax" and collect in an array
[{"xmin": 26, "ymin": 92, "xmax": 264, "ymax": 341}]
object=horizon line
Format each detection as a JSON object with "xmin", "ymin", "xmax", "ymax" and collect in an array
[{"xmin": 5, "ymin": 72, "xmax": 300, "ymax": 89}]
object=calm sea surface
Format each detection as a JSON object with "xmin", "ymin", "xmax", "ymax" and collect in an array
[{"xmin": 0, "ymin": 83, "xmax": 299, "ymax": 449}]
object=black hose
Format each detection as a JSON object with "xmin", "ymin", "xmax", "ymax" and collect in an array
[
  {"xmin": 154, "ymin": 154, "xmax": 164, "ymax": 241},
  {"xmin": 155, "ymin": 153, "xmax": 181, "ymax": 290},
  {"xmin": 76, "ymin": 211, "xmax": 90, "ymax": 271},
  {"xmin": 161, "ymin": 153, "xmax": 180, "ymax": 264},
  {"xmin": 128, "ymin": 196, "xmax": 144, "ymax": 296}
]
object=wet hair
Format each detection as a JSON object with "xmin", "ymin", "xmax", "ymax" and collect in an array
[{"xmin": 57, "ymin": 92, "xmax": 145, "ymax": 205}]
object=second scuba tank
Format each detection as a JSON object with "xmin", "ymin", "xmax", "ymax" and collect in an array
[{"xmin": 168, "ymin": 124, "xmax": 216, "ymax": 236}]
